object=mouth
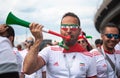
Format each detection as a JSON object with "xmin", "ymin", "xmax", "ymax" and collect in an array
[
  {"xmin": 65, "ymin": 35, "xmax": 76, "ymax": 42},
  {"xmin": 65, "ymin": 35, "xmax": 71, "ymax": 41},
  {"xmin": 108, "ymin": 41, "xmax": 117, "ymax": 47}
]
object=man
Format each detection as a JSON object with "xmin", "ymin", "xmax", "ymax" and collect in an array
[
  {"xmin": 90, "ymin": 23, "xmax": 120, "ymax": 78},
  {"xmin": 23, "ymin": 12, "xmax": 97, "ymax": 78},
  {"xmin": 95, "ymin": 39, "xmax": 103, "ymax": 49},
  {"xmin": 5, "ymin": 26, "xmax": 23, "ymax": 78},
  {"xmin": 20, "ymin": 37, "xmax": 46, "ymax": 78},
  {"xmin": 0, "ymin": 24, "xmax": 19, "ymax": 78}
]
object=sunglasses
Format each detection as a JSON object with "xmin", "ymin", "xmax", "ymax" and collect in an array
[
  {"xmin": 61, "ymin": 24, "xmax": 79, "ymax": 31},
  {"xmin": 104, "ymin": 34, "xmax": 120, "ymax": 39},
  {"xmin": 78, "ymin": 40, "xmax": 86, "ymax": 44},
  {"xmin": 26, "ymin": 40, "xmax": 34, "ymax": 44}
]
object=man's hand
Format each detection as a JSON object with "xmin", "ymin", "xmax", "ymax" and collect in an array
[{"xmin": 29, "ymin": 23, "xmax": 43, "ymax": 41}]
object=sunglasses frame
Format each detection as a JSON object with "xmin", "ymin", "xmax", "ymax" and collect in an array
[
  {"xmin": 61, "ymin": 24, "xmax": 79, "ymax": 31},
  {"xmin": 104, "ymin": 34, "xmax": 120, "ymax": 39},
  {"xmin": 26, "ymin": 40, "xmax": 34, "ymax": 44}
]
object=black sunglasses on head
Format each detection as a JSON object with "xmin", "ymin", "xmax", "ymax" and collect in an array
[{"xmin": 104, "ymin": 34, "xmax": 120, "ymax": 39}]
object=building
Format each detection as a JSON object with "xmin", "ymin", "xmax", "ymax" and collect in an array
[{"xmin": 94, "ymin": 0, "xmax": 120, "ymax": 32}]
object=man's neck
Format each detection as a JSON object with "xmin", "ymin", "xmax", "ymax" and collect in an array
[{"xmin": 103, "ymin": 45, "xmax": 115, "ymax": 54}]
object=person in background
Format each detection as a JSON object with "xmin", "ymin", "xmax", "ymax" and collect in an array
[
  {"xmin": 0, "ymin": 24, "xmax": 23, "ymax": 78},
  {"xmin": 20, "ymin": 37, "xmax": 36, "ymax": 78},
  {"xmin": 23, "ymin": 12, "xmax": 97, "ymax": 78},
  {"xmin": 90, "ymin": 23, "xmax": 120, "ymax": 78},
  {"xmin": 95, "ymin": 39, "xmax": 103, "ymax": 49},
  {"xmin": 20, "ymin": 36, "xmax": 46, "ymax": 78},
  {"xmin": 16, "ymin": 44, "xmax": 23, "ymax": 51},
  {"xmin": 78, "ymin": 35, "xmax": 93, "ymax": 51},
  {"xmin": 0, "ymin": 24, "xmax": 19, "ymax": 78},
  {"xmin": 52, "ymin": 40, "xmax": 59, "ymax": 45}
]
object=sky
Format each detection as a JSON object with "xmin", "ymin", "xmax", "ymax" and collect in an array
[{"xmin": 0, "ymin": 0, "xmax": 103, "ymax": 46}]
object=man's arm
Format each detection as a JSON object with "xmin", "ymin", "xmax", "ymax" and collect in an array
[{"xmin": 23, "ymin": 23, "xmax": 45, "ymax": 74}]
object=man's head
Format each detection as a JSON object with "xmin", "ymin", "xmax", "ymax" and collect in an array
[
  {"xmin": 100, "ymin": 23, "xmax": 120, "ymax": 50},
  {"xmin": 0, "ymin": 24, "xmax": 15, "ymax": 46},
  {"xmin": 60, "ymin": 12, "xmax": 81, "ymax": 46},
  {"xmin": 95, "ymin": 39, "xmax": 103, "ymax": 48},
  {"xmin": 25, "ymin": 36, "xmax": 34, "ymax": 49}
]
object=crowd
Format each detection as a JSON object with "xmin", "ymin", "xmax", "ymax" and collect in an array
[{"xmin": 0, "ymin": 12, "xmax": 120, "ymax": 78}]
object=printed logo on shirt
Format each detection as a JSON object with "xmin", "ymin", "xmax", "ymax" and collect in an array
[
  {"xmin": 103, "ymin": 64, "xmax": 107, "ymax": 67},
  {"xmin": 80, "ymin": 63, "xmax": 85, "ymax": 66},
  {"xmin": 83, "ymin": 52, "xmax": 93, "ymax": 57},
  {"xmin": 53, "ymin": 62, "xmax": 59, "ymax": 66},
  {"xmin": 51, "ymin": 46, "xmax": 63, "ymax": 51}
]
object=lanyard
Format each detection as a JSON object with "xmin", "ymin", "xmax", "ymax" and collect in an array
[{"xmin": 101, "ymin": 46, "xmax": 117, "ymax": 78}]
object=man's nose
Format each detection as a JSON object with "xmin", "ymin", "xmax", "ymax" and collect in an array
[{"xmin": 66, "ymin": 27, "xmax": 72, "ymax": 34}]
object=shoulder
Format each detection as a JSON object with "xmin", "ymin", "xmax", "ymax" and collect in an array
[
  {"xmin": 115, "ymin": 50, "xmax": 120, "ymax": 54},
  {"xmin": 50, "ymin": 45, "xmax": 63, "ymax": 51},
  {"xmin": 0, "ymin": 36, "xmax": 10, "ymax": 43},
  {"xmin": 0, "ymin": 37, "xmax": 12, "ymax": 49},
  {"xmin": 40, "ymin": 45, "xmax": 63, "ymax": 54},
  {"xmin": 90, "ymin": 49, "xmax": 101, "ymax": 56},
  {"xmin": 82, "ymin": 51, "xmax": 93, "ymax": 57},
  {"xmin": 115, "ymin": 42, "xmax": 120, "ymax": 50}
]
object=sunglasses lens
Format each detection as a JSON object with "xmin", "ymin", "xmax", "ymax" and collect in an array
[
  {"xmin": 106, "ymin": 34, "xmax": 113, "ymax": 38},
  {"xmin": 78, "ymin": 41, "xmax": 80, "ymax": 43},
  {"xmin": 114, "ymin": 34, "xmax": 119, "ymax": 39},
  {"xmin": 105, "ymin": 34, "xmax": 120, "ymax": 39},
  {"xmin": 26, "ymin": 40, "xmax": 33, "ymax": 43}
]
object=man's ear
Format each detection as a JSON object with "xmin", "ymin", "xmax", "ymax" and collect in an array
[
  {"xmin": 8, "ymin": 36, "xmax": 14, "ymax": 43},
  {"xmin": 101, "ymin": 34, "xmax": 104, "ymax": 39}
]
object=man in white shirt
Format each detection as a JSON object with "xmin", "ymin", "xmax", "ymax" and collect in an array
[
  {"xmin": 23, "ymin": 12, "xmax": 97, "ymax": 78},
  {"xmin": 0, "ymin": 24, "xmax": 19, "ymax": 78},
  {"xmin": 90, "ymin": 23, "xmax": 120, "ymax": 78}
]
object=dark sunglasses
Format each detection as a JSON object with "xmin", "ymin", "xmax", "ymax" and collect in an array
[
  {"xmin": 26, "ymin": 40, "xmax": 34, "ymax": 44},
  {"xmin": 78, "ymin": 40, "xmax": 86, "ymax": 44},
  {"xmin": 104, "ymin": 34, "xmax": 120, "ymax": 39}
]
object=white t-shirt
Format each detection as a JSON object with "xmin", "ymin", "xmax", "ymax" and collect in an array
[
  {"xmin": 90, "ymin": 48, "xmax": 120, "ymax": 78},
  {"xmin": 35, "ymin": 66, "xmax": 46, "ymax": 78},
  {"xmin": 13, "ymin": 47, "xmax": 23, "ymax": 75},
  {"xmin": 20, "ymin": 49, "xmax": 46, "ymax": 78},
  {"xmin": 39, "ymin": 45, "xmax": 97, "ymax": 78},
  {"xmin": 115, "ymin": 42, "xmax": 120, "ymax": 50},
  {"xmin": 0, "ymin": 36, "xmax": 18, "ymax": 74}
]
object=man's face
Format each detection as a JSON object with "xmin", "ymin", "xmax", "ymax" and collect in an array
[
  {"xmin": 60, "ymin": 16, "xmax": 81, "ymax": 46},
  {"xmin": 25, "ymin": 38, "xmax": 34, "ymax": 48},
  {"xmin": 101, "ymin": 27, "xmax": 120, "ymax": 50}
]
